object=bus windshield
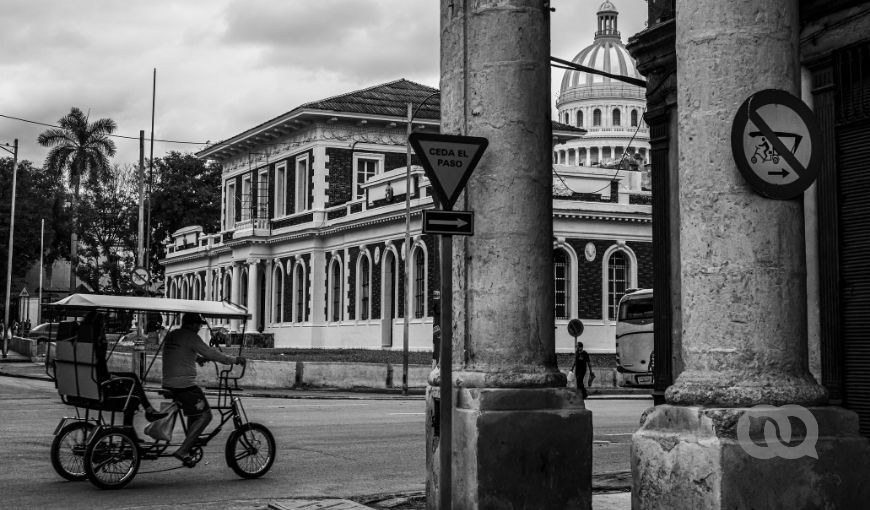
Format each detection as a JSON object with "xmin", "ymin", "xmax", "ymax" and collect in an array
[{"xmin": 618, "ymin": 297, "xmax": 653, "ymax": 322}]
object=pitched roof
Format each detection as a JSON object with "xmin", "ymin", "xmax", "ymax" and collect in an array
[
  {"xmin": 301, "ymin": 78, "xmax": 440, "ymax": 119},
  {"xmin": 198, "ymin": 78, "xmax": 584, "ymax": 159}
]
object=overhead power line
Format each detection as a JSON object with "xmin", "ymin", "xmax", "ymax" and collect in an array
[{"xmin": 0, "ymin": 113, "xmax": 207, "ymax": 145}]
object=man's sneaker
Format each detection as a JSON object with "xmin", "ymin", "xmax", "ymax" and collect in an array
[{"xmin": 173, "ymin": 451, "xmax": 197, "ymax": 468}]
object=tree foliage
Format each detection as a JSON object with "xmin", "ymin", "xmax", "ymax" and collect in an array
[
  {"xmin": 148, "ymin": 152, "xmax": 222, "ymax": 279},
  {"xmin": 74, "ymin": 164, "xmax": 139, "ymax": 294},
  {"xmin": 0, "ymin": 158, "xmax": 69, "ymax": 295},
  {"xmin": 38, "ymin": 107, "xmax": 117, "ymax": 292}
]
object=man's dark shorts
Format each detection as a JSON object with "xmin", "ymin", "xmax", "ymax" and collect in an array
[{"xmin": 165, "ymin": 386, "xmax": 210, "ymax": 416}]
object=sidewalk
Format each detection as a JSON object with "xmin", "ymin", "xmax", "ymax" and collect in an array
[{"xmin": 0, "ymin": 352, "xmax": 653, "ymax": 401}]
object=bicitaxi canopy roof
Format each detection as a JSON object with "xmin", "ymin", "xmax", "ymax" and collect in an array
[{"xmin": 47, "ymin": 294, "xmax": 249, "ymax": 320}]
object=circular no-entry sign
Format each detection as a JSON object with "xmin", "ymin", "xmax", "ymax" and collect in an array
[
  {"xmin": 731, "ymin": 89, "xmax": 821, "ymax": 200},
  {"xmin": 567, "ymin": 318, "xmax": 584, "ymax": 338}
]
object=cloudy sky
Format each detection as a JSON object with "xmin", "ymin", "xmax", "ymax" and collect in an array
[{"xmin": 0, "ymin": 0, "xmax": 646, "ymax": 167}]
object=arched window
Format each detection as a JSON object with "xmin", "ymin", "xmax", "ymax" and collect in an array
[
  {"xmin": 272, "ymin": 265, "xmax": 284, "ymax": 323},
  {"xmin": 357, "ymin": 254, "xmax": 371, "ymax": 320},
  {"xmin": 329, "ymin": 257, "xmax": 342, "ymax": 322},
  {"xmin": 414, "ymin": 247, "xmax": 426, "ymax": 318},
  {"xmin": 593, "ymin": 109, "xmax": 602, "ymax": 126},
  {"xmin": 563, "ymin": 112, "xmax": 570, "ymax": 124},
  {"xmin": 608, "ymin": 251, "xmax": 628, "ymax": 320},
  {"xmin": 554, "ymin": 249, "xmax": 569, "ymax": 320},
  {"xmin": 577, "ymin": 111, "xmax": 583, "ymax": 127},
  {"xmin": 293, "ymin": 263, "xmax": 307, "ymax": 323},
  {"xmin": 631, "ymin": 109, "xmax": 638, "ymax": 127},
  {"xmin": 612, "ymin": 108, "xmax": 621, "ymax": 127}
]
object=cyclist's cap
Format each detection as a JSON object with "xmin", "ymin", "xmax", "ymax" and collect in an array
[{"xmin": 181, "ymin": 312, "xmax": 207, "ymax": 326}]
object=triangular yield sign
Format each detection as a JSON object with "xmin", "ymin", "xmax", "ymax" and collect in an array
[{"xmin": 409, "ymin": 132, "xmax": 488, "ymax": 210}]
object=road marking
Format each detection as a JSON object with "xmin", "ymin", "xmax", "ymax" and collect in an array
[{"xmin": 256, "ymin": 403, "xmax": 370, "ymax": 408}]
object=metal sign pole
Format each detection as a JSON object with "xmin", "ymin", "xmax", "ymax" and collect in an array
[{"xmin": 439, "ymin": 232, "xmax": 453, "ymax": 510}]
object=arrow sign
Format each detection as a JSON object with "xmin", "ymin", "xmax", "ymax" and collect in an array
[
  {"xmin": 423, "ymin": 210, "xmax": 475, "ymax": 236},
  {"xmin": 409, "ymin": 132, "xmax": 488, "ymax": 211}
]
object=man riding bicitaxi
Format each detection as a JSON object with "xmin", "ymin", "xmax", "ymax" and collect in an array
[{"xmin": 162, "ymin": 312, "xmax": 245, "ymax": 467}]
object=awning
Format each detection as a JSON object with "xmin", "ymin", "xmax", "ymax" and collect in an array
[{"xmin": 47, "ymin": 294, "xmax": 250, "ymax": 320}]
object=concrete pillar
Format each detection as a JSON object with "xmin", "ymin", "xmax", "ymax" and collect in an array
[
  {"xmin": 264, "ymin": 259, "xmax": 274, "ymax": 326},
  {"xmin": 230, "ymin": 263, "xmax": 241, "ymax": 332},
  {"xmin": 247, "ymin": 259, "xmax": 260, "ymax": 332},
  {"xmin": 428, "ymin": 1, "xmax": 591, "ymax": 508},
  {"xmin": 205, "ymin": 267, "xmax": 213, "ymax": 301},
  {"xmin": 632, "ymin": 1, "xmax": 870, "ymax": 508}
]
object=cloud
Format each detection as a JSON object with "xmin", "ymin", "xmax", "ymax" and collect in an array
[
  {"xmin": 220, "ymin": 0, "xmax": 439, "ymax": 83},
  {"xmin": 0, "ymin": 0, "xmax": 646, "ymax": 167}
]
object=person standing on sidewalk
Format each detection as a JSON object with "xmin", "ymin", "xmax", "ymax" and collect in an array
[
  {"xmin": 162, "ymin": 312, "xmax": 245, "ymax": 467},
  {"xmin": 570, "ymin": 341, "xmax": 594, "ymax": 398}
]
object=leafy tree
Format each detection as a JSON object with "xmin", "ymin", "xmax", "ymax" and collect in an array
[
  {"xmin": 37, "ymin": 107, "xmax": 117, "ymax": 293},
  {"xmin": 0, "ymin": 158, "xmax": 68, "ymax": 305},
  {"xmin": 75, "ymin": 164, "xmax": 139, "ymax": 294},
  {"xmin": 148, "ymin": 152, "xmax": 222, "ymax": 280}
]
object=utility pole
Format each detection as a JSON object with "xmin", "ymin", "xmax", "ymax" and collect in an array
[
  {"xmin": 134, "ymin": 131, "xmax": 146, "ymax": 378},
  {"xmin": 145, "ymin": 68, "xmax": 156, "ymax": 293},
  {"xmin": 402, "ymin": 103, "xmax": 412, "ymax": 396},
  {"xmin": 2, "ymin": 139, "xmax": 18, "ymax": 358},
  {"xmin": 38, "ymin": 219, "xmax": 44, "ymax": 324}
]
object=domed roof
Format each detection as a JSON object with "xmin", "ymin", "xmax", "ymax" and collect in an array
[{"xmin": 559, "ymin": 2, "xmax": 642, "ymax": 92}]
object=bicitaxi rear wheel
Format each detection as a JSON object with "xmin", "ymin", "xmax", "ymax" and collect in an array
[
  {"xmin": 51, "ymin": 421, "xmax": 95, "ymax": 481},
  {"xmin": 84, "ymin": 428, "xmax": 140, "ymax": 490},
  {"xmin": 225, "ymin": 422, "xmax": 275, "ymax": 478}
]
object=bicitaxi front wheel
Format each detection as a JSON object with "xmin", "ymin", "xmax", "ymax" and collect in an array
[
  {"xmin": 51, "ymin": 420, "xmax": 95, "ymax": 481},
  {"xmin": 84, "ymin": 428, "xmax": 140, "ymax": 490},
  {"xmin": 225, "ymin": 422, "xmax": 275, "ymax": 478}
]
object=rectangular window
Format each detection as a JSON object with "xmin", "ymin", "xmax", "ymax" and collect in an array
[
  {"xmin": 241, "ymin": 175, "xmax": 252, "ymax": 221},
  {"xmin": 361, "ymin": 263, "xmax": 370, "ymax": 320},
  {"xmin": 295, "ymin": 267, "xmax": 306, "ymax": 322},
  {"xmin": 608, "ymin": 252, "xmax": 628, "ymax": 321},
  {"xmin": 331, "ymin": 264, "xmax": 342, "ymax": 322},
  {"xmin": 414, "ymin": 252, "xmax": 425, "ymax": 319},
  {"xmin": 554, "ymin": 255, "xmax": 568, "ymax": 320},
  {"xmin": 353, "ymin": 153, "xmax": 384, "ymax": 199},
  {"xmin": 225, "ymin": 181, "xmax": 236, "ymax": 230},
  {"xmin": 274, "ymin": 163, "xmax": 286, "ymax": 218},
  {"xmin": 295, "ymin": 154, "xmax": 310, "ymax": 213},
  {"xmin": 257, "ymin": 169, "xmax": 269, "ymax": 219}
]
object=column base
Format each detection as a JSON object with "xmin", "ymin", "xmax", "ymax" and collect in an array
[
  {"xmin": 632, "ymin": 405, "xmax": 870, "ymax": 509},
  {"xmin": 426, "ymin": 386, "xmax": 592, "ymax": 510}
]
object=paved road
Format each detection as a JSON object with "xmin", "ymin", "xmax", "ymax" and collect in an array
[{"xmin": 0, "ymin": 375, "xmax": 649, "ymax": 509}]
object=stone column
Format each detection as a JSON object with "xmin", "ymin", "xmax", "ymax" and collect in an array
[
  {"xmin": 247, "ymin": 259, "xmax": 260, "ymax": 332},
  {"xmin": 427, "ymin": 1, "xmax": 591, "ymax": 508},
  {"xmin": 205, "ymin": 267, "xmax": 213, "ymax": 301},
  {"xmin": 631, "ymin": 1, "xmax": 870, "ymax": 508},
  {"xmin": 230, "ymin": 263, "xmax": 241, "ymax": 332},
  {"xmin": 264, "ymin": 259, "xmax": 274, "ymax": 326}
]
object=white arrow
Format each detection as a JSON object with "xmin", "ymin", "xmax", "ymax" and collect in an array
[{"xmin": 430, "ymin": 218, "xmax": 468, "ymax": 228}]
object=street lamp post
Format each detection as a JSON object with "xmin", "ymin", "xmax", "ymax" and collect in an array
[
  {"xmin": 403, "ymin": 93, "xmax": 438, "ymax": 396},
  {"xmin": 2, "ymin": 139, "xmax": 19, "ymax": 359}
]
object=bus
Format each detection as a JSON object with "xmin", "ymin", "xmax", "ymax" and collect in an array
[{"xmin": 615, "ymin": 288, "xmax": 654, "ymax": 387}]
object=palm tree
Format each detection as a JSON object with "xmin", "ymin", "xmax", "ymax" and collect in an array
[{"xmin": 38, "ymin": 107, "xmax": 117, "ymax": 293}]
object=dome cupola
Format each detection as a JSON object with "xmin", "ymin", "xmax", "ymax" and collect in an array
[{"xmin": 558, "ymin": 1, "xmax": 642, "ymax": 92}]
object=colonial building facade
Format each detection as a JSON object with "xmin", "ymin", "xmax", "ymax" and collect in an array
[{"xmin": 162, "ymin": 79, "xmax": 651, "ymax": 354}]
